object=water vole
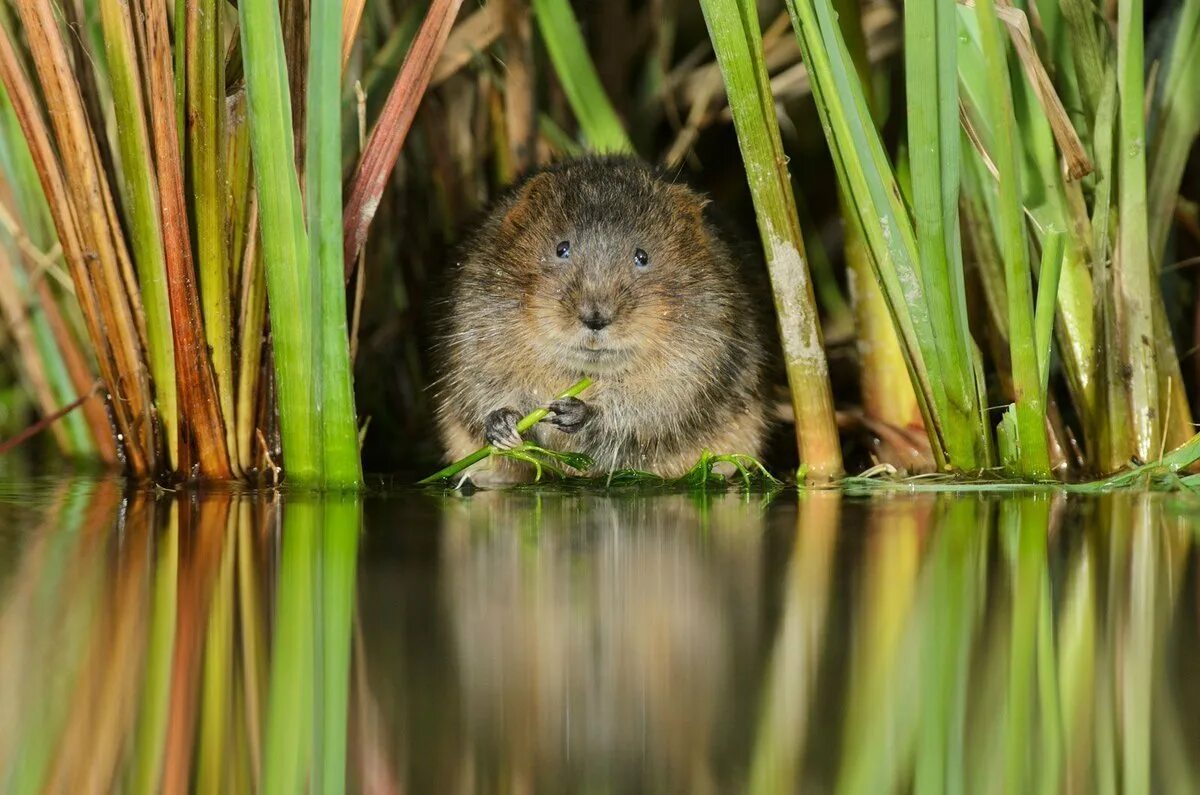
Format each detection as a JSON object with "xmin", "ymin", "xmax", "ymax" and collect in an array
[{"xmin": 434, "ymin": 156, "xmax": 768, "ymax": 485}]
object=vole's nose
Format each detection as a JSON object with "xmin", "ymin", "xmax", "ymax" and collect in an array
[{"xmin": 580, "ymin": 310, "xmax": 611, "ymax": 331}]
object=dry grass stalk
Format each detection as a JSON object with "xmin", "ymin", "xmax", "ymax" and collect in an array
[
  {"xmin": 0, "ymin": 4, "xmax": 155, "ymax": 474},
  {"xmin": 959, "ymin": 0, "xmax": 1093, "ymax": 179},
  {"xmin": 432, "ymin": 2, "xmax": 503, "ymax": 86},
  {"xmin": 340, "ymin": 0, "xmax": 367, "ymax": 70},
  {"xmin": 500, "ymin": 0, "xmax": 536, "ymax": 176},
  {"xmin": 0, "ymin": 247, "xmax": 72, "ymax": 450},
  {"xmin": 28, "ymin": 274, "xmax": 118, "ymax": 461}
]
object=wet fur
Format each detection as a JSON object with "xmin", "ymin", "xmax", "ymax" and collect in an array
[{"xmin": 434, "ymin": 156, "xmax": 768, "ymax": 483}]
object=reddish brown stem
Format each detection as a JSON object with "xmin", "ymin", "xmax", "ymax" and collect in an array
[
  {"xmin": 342, "ymin": 0, "xmax": 465, "ymax": 274},
  {"xmin": 139, "ymin": 0, "xmax": 233, "ymax": 478}
]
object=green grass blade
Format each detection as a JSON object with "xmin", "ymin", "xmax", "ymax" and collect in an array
[
  {"xmin": 0, "ymin": 129, "xmax": 94, "ymax": 456},
  {"xmin": 307, "ymin": 0, "xmax": 362, "ymax": 487},
  {"xmin": 95, "ymin": 0, "xmax": 178, "ymax": 467},
  {"xmin": 537, "ymin": 113, "xmax": 584, "ymax": 157},
  {"xmin": 1059, "ymin": 0, "xmax": 1109, "ymax": 124},
  {"xmin": 1088, "ymin": 65, "xmax": 1134, "ymax": 470},
  {"xmin": 990, "ymin": 3, "xmax": 1097, "ymax": 439},
  {"xmin": 419, "ymin": 377, "xmax": 593, "ymax": 484},
  {"xmin": 531, "ymin": 0, "xmax": 632, "ymax": 153},
  {"xmin": 957, "ymin": 10, "xmax": 1093, "ymax": 429},
  {"xmin": 240, "ymin": 0, "xmax": 318, "ymax": 483},
  {"xmin": 1034, "ymin": 231, "xmax": 1064, "ymax": 395},
  {"xmin": 234, "ymin": 210, "xmax": 269, "ymax": 476},
  {"xmin": 905, "ymin": 0, "xmax": 978, "ymax": 447},
  {"xmin": 1147, "ymin": 0, "xmax": 1200, "ymax": 263},
  {"xmin": 698, "ymin": 0, "xmax": 843, "ymax": 480},
  {"xmin": 1115, "ymin": 0, "xmax": 1159, "ymax": 462},
  {"xmin": 833, "ymin": 0, "xmax": 923, "ymax": 433},
  {"xmin": 1089, "ymin": 66, "xmax": 1118, "ymax": 282},
  {"xmin": 784, "ymin": 0, "xmax": 985, "ymax": 472},
  {"xmin": 973, "ymin": 0, "xmax": 1050, "ymax": 477}
]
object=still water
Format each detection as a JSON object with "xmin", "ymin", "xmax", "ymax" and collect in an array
[{"xmin": 0, "ymin": 479, "xmax": 1198, "ymax": 793}]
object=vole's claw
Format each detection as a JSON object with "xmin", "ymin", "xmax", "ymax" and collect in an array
[
  {"xmin": 485, "ymin": 407, "xmax": 523, "ymax": 450},
  {"xmin": 543, "ymin": 397, "xmax": 591, "ymax": 434}
]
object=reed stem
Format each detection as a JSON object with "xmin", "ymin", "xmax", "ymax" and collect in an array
[
  {"xmin": 308, "ymin": 0, "xmax": 362, "ymax": 487},
  {"xmin": 1115, "ymin": 0, "xmax": 1158, "ymax": 462},
  {"xmin": 700, "ymin": 0, "xmax": 843, "ymax": 481},
  {"xmin": 974, "ymin": 0, "xmax": 1050, "ymax": 477},
  {"xmin": 241, "ymin": 0, "xmax": 318, "ymax": 483}
]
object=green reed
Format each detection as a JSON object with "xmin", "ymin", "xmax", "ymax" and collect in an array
[{"xmin": 698, "ymin": 0, "xmax": 843, "ymax": 481}]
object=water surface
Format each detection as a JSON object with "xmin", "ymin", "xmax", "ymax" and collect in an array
[{"xmin": 1, "ymin": 479, "xmax": 1198, "ymax": 793}]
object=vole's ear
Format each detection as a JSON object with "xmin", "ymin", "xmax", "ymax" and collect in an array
[
  {"xmin": 665, "ymin": 182, "xmax": 711, "ymax": 225},
  {"xmin": 501, "ymin": 172, "xmax": 555, "ymax": 232}
]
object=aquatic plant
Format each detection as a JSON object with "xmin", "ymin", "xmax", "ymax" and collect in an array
[
  {"xmin": 0, "ymin": 0, "xmax": 469, "ymax": 486},
  {"xmin": 0, "ymin": 0, "xmax": 1196, "ymax": 487},
  {"xmin": 699, "ymin": 0, "xmax": 843, "ymax": 481}
]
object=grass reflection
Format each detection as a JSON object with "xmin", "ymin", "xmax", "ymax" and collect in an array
[
  {"xmin": 0, "ymin": 485, "xmax": 360, "ymax": 794},
  {"xmin": 0, "ymin": 485, "xmax": 1197, "ymax": 792}
]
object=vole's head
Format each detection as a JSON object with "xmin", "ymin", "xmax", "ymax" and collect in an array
[{"xmin": 493, "ymin": 158, "xmax": 725, "ymax": 375}]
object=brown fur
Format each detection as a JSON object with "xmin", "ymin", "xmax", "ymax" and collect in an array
[{"xmin": 433, "ymin": 156, "xmax": 768, "ymax": 484}]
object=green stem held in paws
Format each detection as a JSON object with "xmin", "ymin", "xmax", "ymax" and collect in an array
[{"xmin": 418, "ymin": 377, "xmax": 594, "ymax": 484}]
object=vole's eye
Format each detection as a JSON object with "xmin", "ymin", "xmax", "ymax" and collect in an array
[
  {"xmin": 556, "ymin": 240, "xmax": 571, "ymax": 260},
  {"xmin": 634, "ymin": 248, "xmax": 649, "ymax": 269}
]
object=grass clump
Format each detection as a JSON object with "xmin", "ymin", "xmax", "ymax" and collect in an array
[{"xmin": 0, "ymin": 0, "xmax": 1197, "ymax": 488}]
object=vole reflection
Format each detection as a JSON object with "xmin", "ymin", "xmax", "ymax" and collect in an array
[{"xmin": 440, "ymin": 492, "xmax": 773, "ymax": 793}]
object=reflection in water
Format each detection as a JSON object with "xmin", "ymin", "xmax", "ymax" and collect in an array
[{"xmin": 0, "ymin": 483, "xmax": 1198, "ymax": 792}]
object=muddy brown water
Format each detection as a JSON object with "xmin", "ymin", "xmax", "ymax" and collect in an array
[{"xmin": 0, "ymin": 478, "xmax": 1198, "ymax": 792}]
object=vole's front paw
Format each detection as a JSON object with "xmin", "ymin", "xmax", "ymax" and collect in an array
[
  {"xmin": 484, "ymin": 407, "xmax": 523, "ymax": 450},
  {"xmin": 543, "ymin": 397, "xmax": 592, "ymax": 434}
]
